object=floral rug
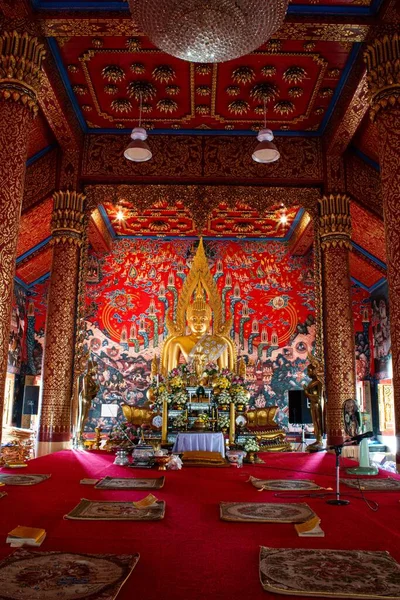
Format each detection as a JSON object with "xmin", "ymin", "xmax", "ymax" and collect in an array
[
  {"xmin": 95, "ymin": 476, "xmax": 165, "ymax": 490},
  {"xmin": 341, "ymin": 478, "xmax": 400, "ymax": 491},
  {"xmin": 0, "ymin": 549, "xmax": 139, "ymax": 600},
  {"xmin": 65, "ymin": 499, "xmax": 165, "ymax": 520},
  {"xmin": 220, "ymin": 502, "xmax": 316, "ymax": 523},
  {"xmin": 249, "ymin": 476, "xmax": 325, "ymax": 491},
  {"xmin": 0, "ymin": 474, "xmax": 51, "ymax": 486},
  {"xmin": 259, "ymin": 547, "xmax": 400, "ymax": 599}
]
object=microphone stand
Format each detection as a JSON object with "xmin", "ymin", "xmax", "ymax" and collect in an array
[{"xmin": 326, "ymin": 443, "xmax": 350, "ymax": 506}]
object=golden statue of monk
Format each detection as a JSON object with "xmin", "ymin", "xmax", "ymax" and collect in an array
[
  {"xmin": 161, "ymin": 239, "xmax": 236, "ymax": 377},
  {"xmin": 303, "ymin": 354, "xmax": 324, "ymax": 452}
]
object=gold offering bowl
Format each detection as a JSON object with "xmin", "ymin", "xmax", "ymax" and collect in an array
[{"xmin": 154, "ymin": 455, "xmax": 170, "ymax": 470}]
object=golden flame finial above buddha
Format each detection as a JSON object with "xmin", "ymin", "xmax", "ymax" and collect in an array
[{"xmin": 160, "ymin": 239, "xmax": 236, "ymax": 376}]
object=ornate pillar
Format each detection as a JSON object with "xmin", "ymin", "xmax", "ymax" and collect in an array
[
  {"xmin": 37, "ymin": 191, "xmax": 86, "ymax": 456},
  {"xmin": 365, "ymin": 32, "xmax": 400, "ymax": 469},
  {"xmin": 319, "ymin": 194, "xmax": 356, "ymax": 445},
  {"xmin": 0, "ymin": 32, "xmax": 45, "ymax": 440}
]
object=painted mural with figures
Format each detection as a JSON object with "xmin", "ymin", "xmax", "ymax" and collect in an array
[{"xmin": 84, "ymin": 238, "xmax": 316, "ymax": 431}]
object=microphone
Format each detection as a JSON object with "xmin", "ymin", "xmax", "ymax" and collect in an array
[{"xmin": 347, "ymin": 431, "xmax": 373, "ymax": 444}]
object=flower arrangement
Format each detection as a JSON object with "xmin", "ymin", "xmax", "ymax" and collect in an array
[
  {"xmin": 108, "ymin": 422, "xmax": 139, "ymax": 448},
  {"xmin": 213, "ymin": 375, "xmax": 231, "ymax": 390},
  {"xmin": 203, "ymin": 362, "xmax": 219, "ymax": 376},
  {"xmin": 217, "ymin": 389, "xmax": 231, "ymax": 406},
  {"xmin": 244, "ymin": 437, "xmax": 260, "ymax": 452},
  {"xmin": 230, "ymin": 384, "xmax": 250, "ymax": 406},
  {"xmin": 218, "ymin": 415, "xmax": 230, "ymax": 429},
  {"xmin": 171, "ymin": 388, "xmax": 189, "ymax": 406},
  {"xmin": 173, "ymin": 414, "xmax": 187, "ymax": 429}
]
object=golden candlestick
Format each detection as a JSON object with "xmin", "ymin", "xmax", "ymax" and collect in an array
[{"xmin": 229, "ymin": 402, "xmax": 235, "ymax": 445}]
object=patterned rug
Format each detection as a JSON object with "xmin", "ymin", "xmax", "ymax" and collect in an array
[
  {"xmin": 249, "ymin": 476, "xmax": 325, "ymax": 491},
  {"xmin": 95, "ymin": 476, "xmax": 165, "ymax": 490},
  {"xmin": 0, "ymin": 548, "xmax": 139, "ymax": 600},
  {"xmin": 341, "ymin": 477, "xmax": 400, "ymax": 491},
  {"xmin": 0, "ymin": 474, "xmax": 51, "ymax": 486},
  {"xmin": 220, "ymin": 502, "xmax": 316, "ymax": 523},
  {"xmin": 259, "ymin": 547, "xmax": 400, "ymax": 599},
  {"xmin": 65, "ymin": 498, "xmax": 165, "ymax": 520}
]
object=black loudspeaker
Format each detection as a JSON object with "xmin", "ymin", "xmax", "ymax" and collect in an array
[
  {"xmin": 288, "ymin": 389, "xmax": 312, "ymax": 425},
  {"xmin": 22, "ymin": 386, "xmax": 39, "ymax": 415}
]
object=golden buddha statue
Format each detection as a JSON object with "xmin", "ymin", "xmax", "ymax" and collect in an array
[
  {"xmin": 161, "ymin": 239, "xmax": 236, "ymax": 377},
  {"xmin": 76, "ymin": 359, "xmax": 100, "ymax": 444},
  {"xmin": 303, "ymin": 354, "xmax": 324, "ymax": 452}
]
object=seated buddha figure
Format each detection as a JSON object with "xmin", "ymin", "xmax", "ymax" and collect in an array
[{"xmin": 160, "ymin": 239, "xmax": 236, "ymax": 377}]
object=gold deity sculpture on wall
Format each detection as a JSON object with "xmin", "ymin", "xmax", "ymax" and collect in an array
[
  {"xmin": 161, "ymin": 239, "xmax": 236, "ymax": 378},
  {"xmin": 303, "ymin": 353, "xmax": 324, "ymax": 451}
]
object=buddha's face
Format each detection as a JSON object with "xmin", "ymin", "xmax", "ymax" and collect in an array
[{"xmin": 187, "ymin": 309, "xmax": 210, "ymax": 335}]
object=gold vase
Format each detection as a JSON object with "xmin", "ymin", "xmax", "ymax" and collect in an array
[{"xmin": 248, "ymin": 451, "xmax": 255, "ymax": 463}]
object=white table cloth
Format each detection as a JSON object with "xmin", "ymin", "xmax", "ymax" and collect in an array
[{"xmin": 172, "ymin": 432, "xmax": 225, "ymax": 457}]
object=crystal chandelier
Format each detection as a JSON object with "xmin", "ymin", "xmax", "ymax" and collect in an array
[{"xmin": 131, "ymin": 0, "xmax": 289, "ymax": 63}]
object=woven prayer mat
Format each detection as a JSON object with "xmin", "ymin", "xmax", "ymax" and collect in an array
[
  {"xmin": 220, "ymin": 502, "xmax": 316, "ymax": 523},
  {"xmin": 249, "ymin": 476, "xmax": 325, "ymax": 491},
  {"xmin": 0, "ymin": 474, "xmax": 50, "ymax": 486},
  {"xmin": 0, "ymin": 548, "xmax": 139, "ymax": 600},
  {"xmin": 95, "ymin": 476, "xmax": 165, "ymax": 490},
  {"xmin": 259, "ymin": 547, "xmax": 400, "ymax": 599},
  {"xmin": 65, "ymin": 498, "xmax": 165, "ymax": 521},
  {"xmin": 341, "ymin": 477, "xmax": 400, "ymax": 491}
]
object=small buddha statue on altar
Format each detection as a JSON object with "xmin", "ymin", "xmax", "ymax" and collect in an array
[
  {"xmin": 303, "ymin": 354, "xmax": 324, "ymax": 452},
  {"xmin": 76, "ymin": 359, "xmax": 100, "ymax": 445}
]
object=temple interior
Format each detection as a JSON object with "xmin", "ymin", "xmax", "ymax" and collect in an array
[{"xmin": 0, "ymin": 1, "xmax": 400, "ymax": 598}]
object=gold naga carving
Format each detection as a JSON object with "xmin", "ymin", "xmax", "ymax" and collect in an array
[
  {"xmin": 51, "ymin": 190, "xmax": 86, "ymax": 245},
  {"xmin": 160, "ymin": 238, "xmax": 237, "ymax": 375},
  {"xmin": 318, "ymin": 193, "xmax": 352, "ymax": 250},
  {"xmin": 364, "ymin": 33, "xmax": 400, "ymax": 121},
  {"xmin": 0, "ymin": 31, "xmax": 46, "ymax": 116}
]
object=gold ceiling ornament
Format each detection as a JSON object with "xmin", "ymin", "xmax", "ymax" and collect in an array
[
  {"xmin": 166, "ymin": 84, "xmax": 180, "ymax": 96},
  {"xmin": 116, "ymin": 122, "xmax": 125, "ymax": 129},
  {"xmin": 0, "ymin": 31, "xmax": 46, "ymax": 116},
  {"xmin": 232, "ymin": 66, "xmax": 255, "ymax": 84},
  {"xmin": 67, "ymin": 64, "xmax": 79, "ymax": 73},
  {"xmin": 143, "ymin": 121, "xmax": 154, "ymax": 130},
  {"xmin": 225, "ymin": 124, "xmax": 234, "ymax": 130},
  {"xmin": 319, "ymin": 193, "xmax": 351, "ymax": 249},
  {"xmin": 251, "ymin": 122, "xmax": 263, "ymax": 131},
  {"xmin": 152, "ymin": 64, "xmax": 175, "ymax": 83},
  {"xmin": 250, "ymin": 82, "xmax": 279, "ymax": 103},
  {"xmin": 196, "ymin": 104, "xmax": 210, "ymax": 115},
  {"xmin": 92, "ymin": 37, "xmax": 103, "ymax": 48},
  {"xmin": 274, "ymin": 100, "xmax": 295, "ymax": 115},
  {"xmin": 131, "ymin": 0, "xmax": 288, "ymax": 63},
  {"xmin": 228, "ymin": 99, "xmax": 250, "ymax": 114},
  {"xmin": 82, "ymin": 104, "xmax": 92, "ymax": 112},
  {"xmin": 141, "ymin": 102, "xmax": 153, "ymax": 113},
  {"xmin": 288, "ymin": 86, "xmax": 304, "ymax": 98},
  {"xmin": 260, "ymin": 65, "xmax": 277, "ymax": 77},
  {"xmin": 226, "ymin": 85, "xmax": 240, "ymax": 96},
  {"xmin": 130, "ymin": 62, "xmax": 146, "ymax": 74},
  {"xmin": 265, "ymin": 39, "xmax": 281, "ymax": 52},
  {"xmin": 196, "ymin": 63, "xmax": 212, "ymax": 75},
  {"xmin": 314, "ymin": 107, "xmax": 325, "ymax": 115},
  {"xmin": 72, "ymin": 84, "xmax": 87, "ymax": 95},
  {"xmin": 196, "ymin": 85, "xmax": 211, "ymax": 96},
  {"xmin": 364, "ymin": 33, "xmax": 400, "ymax": 121},
  {"xmin": 254, "ymin": 105, "xmax": 267, "ymax": 115},
  {"xmin": 303, "ymin": 41, "xmax": 316, "ymax": 51},
  {"xmin": 280, "ymin": 124, "xmax": 290, "ymax": 130},
  {"xmin": 171, "ymin": 123, "xmax": 181, "ymax": 129},
  {"xmin": 127, "ymin": 80, "xmax": 156, "ymax": 101},
  {"xmin": 319, "ymin": 87, "xmax": 334, "ymax": 98},
  {"xmin": 104, "ymin": 84, "xmax": 119, "ymax": 95},
  {"xmin": 327, "ymin": 68, "xmax": 341, "ymax": 78},
  {"xmin": 157, "ymin": 98, "xmax": 178, "ymax": 113},
  {"xmin": 101, "ymin": 65, "xmax": 125, "ymax": 82},
  {"xmin": 126, "ymin": 36, "xmax": 141, "ymax": 52},
  {"xmin": 283, "ymin": 66, "xmax": 307, "ymax": 84},
  {"xmin": 111, "ymin": 98, "xmax": 133, "ymax": 113}
]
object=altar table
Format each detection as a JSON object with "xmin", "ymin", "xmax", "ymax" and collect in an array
[{"xmin": 172, "ymin": 432, "xmax": 225, "ymax": 457}]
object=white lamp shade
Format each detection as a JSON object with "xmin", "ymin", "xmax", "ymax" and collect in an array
[
  {"xmin": 124, "ymin": 127, "xmax": 152, "ymax": 162},
  {"xmin": 252, "ymin": 128, "xmax": 280, "ymax": 163}
]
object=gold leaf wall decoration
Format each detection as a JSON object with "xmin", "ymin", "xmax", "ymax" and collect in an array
[
  {"xmin": 92, "ymin": 38, "xmax": 103, "ymax": 48},
  {"xmin": 266, "ymin": 39, "xmax": 281, "ymax": 52},
  {"xmin": 72, "ymin": 84, "xmax": 87, "ymax": 95},
  {"xmin": 196, "ymin": 64, "xmax": 212, "ymax": 75},
  {"xmin": 226, "ymin": 85, "xmax": 240, "ymax": 96},
  {"xmin": 261, "ymin": 65, "xmax": 277, "ymax": 77},
  {"xmin": 274, "ymin": 100, "xmax": 295, "ymax": 115},
  {"xmin": 250, "ymin": 82, "xmax": 279, "ymax": 102},
  {"xmin": 104, "ymin": 84, "xmax": 119, "ymax": 95},
  {"xmin": 232, "ymin": 66, "xmax": 255, "ymax": 84},
  {"xmin": 319, "ymin": 87, "xmax": 334, "ymax": 98},
  {"xmin": 157, "ymin": 98, "xmax": 178, "ymax": 113},
  {"xmin": 228, "ymin": 99, "xmax": 250, "ymax": 115},
  {"xmin": 102, "ymin": 65, "xmax": 125, "ymax": 82},
  {"xmin": 127, "ymin": 80, "xmax": 156, "ymax": 101},
  {"xmin": 196, "ymin": 104, "xmax": 210, "ymax": 115},
  {"xmin": 111, "ymin": 98, "xmax": 132, "ymax": 113},
  {"xmin": 166, "ymin": 85, "xmax": 180, "ymax": 96},
  {"xmin": 303, "ymin": 41, "xmax": 316, "ymax": 51},
  {"xmin": 126, "ymin": 37, "xmax": 141, "ymax": 52},
  {"xmin": 327, "ymin": 68, "xmax": 341, "ymax": 78},
  {"xmin": 196, "ymin": 85, "xmax": 211, "ymax": 96},
  {"xmin": 288, "ymin": 86, "xmax": 304, "ymax": 98},
  {"xmin": 152, "ymin": 65, "xmax": 175, "ymax": 83},
  {"xmin": 130, "ymin": 63, "xmax": 146, "ymax": 74},
  {"xmin": 283, "ymin": 66, "xmax": 307, "ymax": 84}
]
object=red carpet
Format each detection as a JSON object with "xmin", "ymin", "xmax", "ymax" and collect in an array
[{"xmin": 0, "ymin": 450, "xmax": 399, "ymax": 600}]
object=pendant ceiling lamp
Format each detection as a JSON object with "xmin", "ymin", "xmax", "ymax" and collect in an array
[
  {"xmin": 124, "ymin": 92, "xmax": 152, "ymax": 162},
  {"xmin": 252, "ymin": 100, "xmax": 280, "ymax": 164},
  {"xmin": 131, "ymin": 0, "xmax": 289, "ymax": 63}
]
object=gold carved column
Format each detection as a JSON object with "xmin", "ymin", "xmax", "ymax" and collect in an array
[
  {"xmin": 0, "ymin": 32, "xmax": 45, "ymax": 441},
  {"xmin": 37, "ymin": 191, "xmax": 86, "ymax": 456},
  {"xmin": 365, "ymin": 32, "xmax": 400, "ymax": 468},
  {"xmin": 319, "ymin": 194, "xmax": 356, "ymax": 445}
]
